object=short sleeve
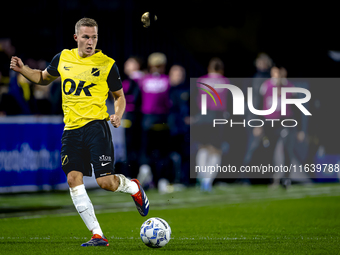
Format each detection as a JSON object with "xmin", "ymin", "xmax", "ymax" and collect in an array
[
  {"xmin": 107, "ymin": 63, "xmax": 123, "ymax": 92},
  {"xmin": 46, "ymin": 52, "xmax": 61, "ymax": 77}
]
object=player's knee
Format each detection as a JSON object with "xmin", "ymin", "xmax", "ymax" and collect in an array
[
  {"xmin": 67, "ymin": 171, "xmax": 83, "ymax": 188},
  {"xmin": 97, "ymin": 175, "xmax": 119, "ymax": 191}
]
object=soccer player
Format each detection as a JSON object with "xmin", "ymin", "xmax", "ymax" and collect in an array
[
  {"xmin": 121, "ymin": 57, "xmax": 143, "ymax": 178},
  {"xmin": 261, "ymin": 66, "xmax": 296, "ymax": 189},
  {"xmin": 195, "ymin": 58, "xmax": 230, "ymax": 191},
  {"xmin": 137, "ymin": 52, "xmax": 171, "ymax": 190},
  {"xmin": 10, "ymin": 17, "xmax": 149, "ymax": 247}
]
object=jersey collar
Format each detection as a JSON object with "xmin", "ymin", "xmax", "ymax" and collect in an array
[{"xmin": 75, "ymin": 49, "xmax": 102, "ymax": 59}]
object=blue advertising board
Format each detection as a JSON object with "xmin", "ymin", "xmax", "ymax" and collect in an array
[{"xmin": 0, "ymin": 116, "xmax": 67, "ymax": 193}]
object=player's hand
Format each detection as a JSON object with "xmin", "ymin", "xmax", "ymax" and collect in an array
[
  {"xmin": 110, "ymin": 114, "xmax": 121, "ymax": 128},
  {"xmin": 10, "ymin": 56, "xmax": 24, "ymax": 73}
]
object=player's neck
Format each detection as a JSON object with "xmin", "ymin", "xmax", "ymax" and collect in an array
[{"xmin": 77, "ymin": 49, "xmax": 95, "ymax": 58}]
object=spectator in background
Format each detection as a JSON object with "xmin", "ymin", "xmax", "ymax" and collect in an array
[
  {"xmin": 261, "ymin": 66, "xmax": 296, "ymax": 188},
  {"xmin": 168, "ymin": 64, "xmax": 190, "ymax": 185},
  {"xmin": 250, "ymin": 53, "xmax": 273, "ymax": 117},
  {"xmin": 137, "ymin": 52, "xmax": 172, "ymax": 193},
  {"xmin": 30, "ymin": 59, "xmax": 53, "ymax": 115},
  {"xmin": 121, "ymin": 57, "xmax": 143, "ymax": 178},
  {"xmin": 254, "ymin": 53, "xmax": 273, "ymax": 78},
  {"xmin": 0, "ymin": 72, "xmax": 37, "ymax": 115},
  {"xmin": 0, "ymin": 39, "xmax": 16, "ymax": 115},
  {"xmin": 195, "ymin": 57, "xmax": 230, "ymax": 192},
  {"xmin": 0, "ymin": 71, "xmax": 4, "ymax": 116},
  {"xmin": 0, "ymin": 38, "xmax": 15, "ymax": 86},
  {"xmin": 243, "ymin": 53, "xmax": 273, "ymax": 176},
  {"xmin": 124, "ymin": 56, "xmax": 144, "ymax": 84},
  {"xmin": 0, "ymin": 58, "xmax": 57, "ymax": 116},
  {"xmin": 49, "ymin": 77, "xmax": 63, "ymax": 115}
]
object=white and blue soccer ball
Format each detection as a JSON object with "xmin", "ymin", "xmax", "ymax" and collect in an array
[{"xmin": 140, "ymin": 217, "xmax": 171, "ymax": 248}]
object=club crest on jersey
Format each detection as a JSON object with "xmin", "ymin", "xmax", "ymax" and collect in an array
[{"xmin": 91, "ymin": 68, "xmax": 100, "ymax": 76}]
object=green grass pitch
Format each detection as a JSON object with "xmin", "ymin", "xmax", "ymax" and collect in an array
[{"xmin": 1, "ymin": 183, "xmax": 339, "ymax": 254}]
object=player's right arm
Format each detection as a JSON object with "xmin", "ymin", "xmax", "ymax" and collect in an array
[{"xmin": 10, "ymin": 56, "xmax": 59, "ymax": 85}]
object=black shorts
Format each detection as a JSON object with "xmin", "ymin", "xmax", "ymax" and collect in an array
[{"xmin": 61, "ymin": 119, "xmax": 115, "ymax": 179}]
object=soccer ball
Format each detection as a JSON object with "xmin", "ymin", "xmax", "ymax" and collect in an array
[{"xmin": 140, "ymin": 217, "xmax": 171, "ymax": 248}]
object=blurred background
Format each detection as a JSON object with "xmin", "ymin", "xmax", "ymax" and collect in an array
[{"xmin": 1, "ymin": 0, "xmax": 340, "ymax": 194}]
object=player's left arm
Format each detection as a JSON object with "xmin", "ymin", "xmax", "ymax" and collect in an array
[
  {"xmin": 108, "ymin": 63, "xmax": 126, "ymax": 128},
  {"xmin": 110, "ymin": 89, "xmax": 126, "ymax": 128}
]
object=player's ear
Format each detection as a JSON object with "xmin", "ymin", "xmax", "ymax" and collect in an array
[{"xmin": 74, "ymin": 34, "xmax": 78, "ymax": 42}]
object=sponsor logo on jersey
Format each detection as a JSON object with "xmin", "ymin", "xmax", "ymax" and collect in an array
[
  {"xmin": 99, "ymin": 155, "xmax": 112, "ymax": 161},
  {"xmin": 62, "ymin": 79, "xmax": 96, "ymax": 97}
]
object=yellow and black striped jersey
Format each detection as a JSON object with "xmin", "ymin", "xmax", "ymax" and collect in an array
[{"xmin": 46, "ymin": 48, "xmax": 122, "ymax": 130}]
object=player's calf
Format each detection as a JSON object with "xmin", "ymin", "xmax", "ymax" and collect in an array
[{"xmin": 96, "ymin": 174, "xmax": 120, "ymax": 191}]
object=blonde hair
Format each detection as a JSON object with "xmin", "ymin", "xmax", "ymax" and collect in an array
[
  {"xmin": 148, "ymin": 52, "xmax": 167, "ymax": 66},
  {"xmin": 75, "ymin": 18, "xmax": 98, "ymax": 34}
]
